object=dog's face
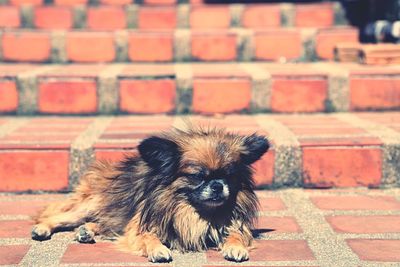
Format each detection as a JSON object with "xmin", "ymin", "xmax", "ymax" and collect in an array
[{"xmin": 138, "ymin": 128, "xmax": 269, "ymax": 212}]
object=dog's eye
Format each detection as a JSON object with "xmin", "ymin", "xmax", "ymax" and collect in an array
[{"xmin": 185, "ymin": 170, "xmax": 206, "ymax": 180}]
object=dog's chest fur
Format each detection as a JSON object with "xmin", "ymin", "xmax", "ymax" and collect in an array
[{"xmin": 168, "ymin": 203, "xmax": 227, "ymax": 251}]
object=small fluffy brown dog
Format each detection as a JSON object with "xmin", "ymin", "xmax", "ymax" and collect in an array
[{"xmin": 32, "ymin": 127, "xmax": 269, "ymax": 262}]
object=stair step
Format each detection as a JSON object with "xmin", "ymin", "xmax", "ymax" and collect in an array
[
  {"xmin": 0, "ymin": 2, "xmax": 347, "ymax": 30},
  {"xmin": 0, "ymin": 27, "xmax": 358, "ymax": 63},
  {"xmin": 0, "ymin": 112, "xmax": 399, "ymax": 191},
  {"xmin": 1, "ymin": 62, "xmax": 400, "ymax": 115}
]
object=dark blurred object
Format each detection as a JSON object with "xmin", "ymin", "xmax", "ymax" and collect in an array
[
  {"xmin": 363, "ymin": 20, "xmax": 400, "ymax": 43},
  {"xmin": 204, "ymin": 0, "xmax": 326, "ymax": 3},
  {"xmin": 342, "ymin": 0, "xmax": 400, "ymax": 42}
]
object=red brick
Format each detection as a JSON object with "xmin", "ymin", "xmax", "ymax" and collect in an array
[
  {"xmin": 256, "ymin": 216, "xmax": 301, "ymax": 233},
  {"xmin": 0, "ymin": 80, "xmax": 18, "ymax": 113},
  {"xmin": 2, "ymin": 32, "xmax": 51, "ymax": 62},
  {"xmin": 0, "ymin": 220, "xmax": 33, "ymax": 238},
  {"xmin": 242, "ymin": 5, "xmax": 281, "ymax": 28},
  {"xmin": 327, "ymin": 215, "xmax": 400, "ymax": 234},
  {"xmin": 0, "ymin": 151, "xmax": 69, "ymax": 191},
  {"xmin": 271, "ymin": 79, "xmax": 328, "ymax": 112},
  {"xmin": 99, "ymin": 0, "xmax": 130, "ymax": 4},
  {"xmin": 128, "ymin": 32, "xmax": 173, "ymax": 62},
  {"xmin": 192, "ymin": 79, "xmax": 251, "ymax": 114},
  {"xmin": 254, "ymin": 30, "xmax": 302, "ymax": 60},
  {"xmin": 258, "ymin": 196, "xmax": 287, "ymax": 211},
  {"xmin": 347, "ymin": 239, "xmax": 400, "ymax": 262},
  {"xmin": 207, "ymin": 240, "xmax": 314, "ymax": 261},
  {"xmin": 38, "ymin": 80, "xmax": 97, "ymax": 114},
  {"xmin": 0, "ymin": 245, "xmax": 30, "ymax": 265},
  {"xmin": 143, "ymin": 0, "xmax": 176, "ymax": 4},
  {"xmin": 192, "ymin": 33, "xmax": 237, "ymax": 61},
  {"xmin": 54, "ymin": 0, "xmax": 87, "ymax": 5},
  {"xmin": 295, "ymin": 3, "xmax": 334, "ymax": 27},
  {"xmin": 138, "ymin": 7, "xmax": 176, "ymax": 29},
  {"xmin": 95, "ymin": 149, "xmax": 137, "ymax": 162},
  {"xmin": 311, "ymin": 195, "xmax": 400, "ymax": 210},
  {"xmin": 315, "ymin": 28, "xmax": 359, "ymax": 60},
  {"xmin": 87, "ymin": 6, "xmax": 126, "ymax": 30},
  {"xmin": 190, "ymin": 6, "xmax": 230, "ymax": 29},
  {"xmin": 303, "ymin": 148, "xmax": 382, "ymax": 187},
  {"xmin": 0, "ymin": 200, "xmax": 52, "ymax": 215},
  {"xmin": 61, "ymin": 242, "xmax": 148, "ymax": 263},
  {"xmin": 34, "ymin": 7, "xmax": 73, "ymax": 30},
  {"xmin": 119, "ymin": 79, "xmax": 176, "ymax": 113},
  {"xmin": 253, "ymin": 151, "xmax": 274, "ymax": 186},
  {"xmin": 66, "ymin": 32, "xmax": 115, "ymax": 63},
  {"xmin": 0, "ymin": 6, "xmax": 20, "ymax": 28},
  {"xmin": 9, "ymin": 0, "xmax": 42, "ymax": 5},
  {"xmin": 350, "ymin": 78, "xmax": 400, "ymax": 110}
]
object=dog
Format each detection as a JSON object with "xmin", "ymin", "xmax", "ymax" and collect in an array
[{"xmin": 32, "ymin": 126, "xmax": 269, "ymax": 262}]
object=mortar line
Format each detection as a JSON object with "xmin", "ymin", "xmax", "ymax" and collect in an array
[
  {"xmin": 279, "ymin": 189, "xmax": 361, "ymax": 266},
  {"xmin": 68, "ymin": 117, "xmax": 114, "ymax": 189},
  {"xmin": 98, "ymin": 64, "xmax": 125, "ymax": 114},
  {"xmin": 255, "ymin": 115, "xmax": 302, "ymax": 187},
  {"xmin": 17, "ymin": 65, "xmax": 59, "ymax": 115},
  {"xmin": 310, "ymin": 63, "xmax": 350, "ymax": 112},
  {"xmin": 323, "ymin": 210, "xmax": 400, "ymax": 216},
  {"xmin": 174, "ymin": 63, "xmax": 193, "ymax": 114},
  {"xmin": 0, "ymin": 215, "xmax": 31, "ymax": 221},
  {"xmin": 229, "ymin": 4, "xmax": 244, "ymax": 28},
  {"xmin": 361, "ymin": 261, "xmax": 400, "ymax": 267},
  {"xmin": 19, "ymin": 232, "xmax": 73, "ymax": 267},
  {"xmin": 201, "ymin": 260, "xmax": 318, "ymax": 266},
  {"xmin": 60, "ymin": 263, "xmax": 169, "ymax": 267},
  {"xmin": 230, "ymin": 27, "xmax": 253, "ymax": 61},
  {"xmin": 172, "ymin": 251, "xmax": 207, "ymax": 267},
  {"xmin": 0, "ymin": 238, "xmax": 33, "ymax": 246},
  {"xmin": 240, "ymin": 63, "xmax": 271, "ymax": 112},
  {"xmin": 340, "ymin": 233, "xmax": 400, "ymax": 240},
  {"xmin": 0, "ymin": 118, "xmax": 30, "ymax": 138},
  {"xmin": 176, "ymin": 4, "xmax": 189, "ymax": 28},
  {"xmin": 174, "ymin": 29, "xmax": 191, "ymax": 62}
]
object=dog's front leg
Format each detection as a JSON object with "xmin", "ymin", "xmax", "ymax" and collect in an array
[
  {"xmin": 221, "ymin": 224, "xmax": 252, "ymax": 262},
  {"xmin": 118, "ymin": 217, "xmax": 172, "ymax": 263}
]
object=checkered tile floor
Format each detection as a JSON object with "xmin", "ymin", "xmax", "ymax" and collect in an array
[{"xmin": 1, "ymin": 189, "xmax": 400, "ymax": 266}]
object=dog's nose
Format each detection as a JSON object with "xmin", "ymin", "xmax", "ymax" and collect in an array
[{"xmin": 210, "ymin": 180, "xmax": 223, "ymax": 193}]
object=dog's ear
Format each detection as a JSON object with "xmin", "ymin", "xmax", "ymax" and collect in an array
[
  {"xmin": 241, "ymin": 134, "xmax": 270, "ymax": 165},
  {"xmin": 138, "ymin": 136, "xmax": 180, "ymax": 177}
]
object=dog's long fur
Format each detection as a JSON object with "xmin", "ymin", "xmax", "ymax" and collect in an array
[{"xmin": 32, "ymin": 126, "xmax": 269, "ymax": 262}]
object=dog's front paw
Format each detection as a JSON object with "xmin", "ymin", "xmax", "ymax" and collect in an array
[
  {"xmin": 31, "ymin": 224, "xmax": 51, "ymax": 241},
  {"xmin": 147, "ymin": 245, "xmax": 172, "ymax": 263},
  {"xmin": 75, "ymin": 225, "xmax": 95, "ymax": 243},
  {"xmin": 222, "ymin": 245, "xmax": 249, "ymax": 262}
]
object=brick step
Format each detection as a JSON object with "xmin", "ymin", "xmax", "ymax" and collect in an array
[
  {"xmin": 1, "ymin": 62, "xmax": 400, "ymax": 115},
  {"xmin": 0, "ymin": 27, "xmax": 358, "ymax": 63},
  {"xmin": 0, "ymin": 2, "xmax": 347, "ymax": 30},
  {"xmin": 0, "ymin": 112, "xmax": 399, "ymax": 192}
]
